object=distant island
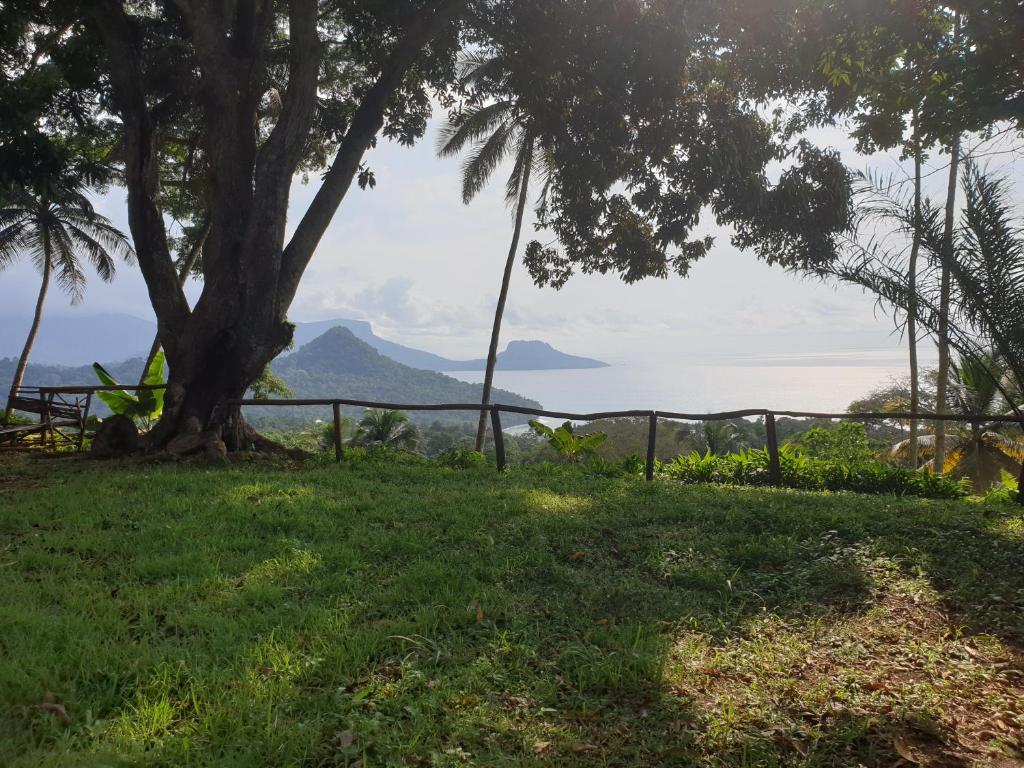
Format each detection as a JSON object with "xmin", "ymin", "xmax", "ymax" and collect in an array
[
  {"xmin": 1, "ymin": 313, "xmax": 608, "ymax": 372},
  {"xmin": 290, "ymin": 318, "xmax": 609, "ymax": 371},
  {"xmin": 444, "ymin": 340, "xmax": 609, "ymax": 371}
]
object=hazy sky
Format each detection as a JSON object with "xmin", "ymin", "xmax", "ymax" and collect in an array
[{"xmin": 1, "ymin": 116, "xmax": 1020, "ymax": 364}]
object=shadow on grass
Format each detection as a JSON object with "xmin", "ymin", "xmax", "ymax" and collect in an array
[{"xmin": 1, "ymin": 458, "xmax": 1021, "ymax": 766}]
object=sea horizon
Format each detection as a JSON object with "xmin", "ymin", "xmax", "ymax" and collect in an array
[{"xmin": 446, "ymin": 348, "xmax": 934, "ymax": 415}]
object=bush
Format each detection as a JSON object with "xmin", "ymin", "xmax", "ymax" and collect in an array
[
  {"xmin": 436, "ymin": 446, "xmax": 490, "ymax": 469},
  {"xmin": 791, "ymin": 422, "xmax": 878, "ymax": 463},
  {"xmin": 585, "ymin": 453, "xmax": 646, "ymax": 478},
  {"xmin": 983, "ymin": 469, "xmax": 1020, "ymax": 504},
  {"xmin": 664, "ymin": 445, "xmax": 967, "ymax": 499}
]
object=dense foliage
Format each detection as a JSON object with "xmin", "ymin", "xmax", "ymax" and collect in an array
[{"xmin": 665, "ymin": 446, "xmax": 968, "ymax": 499}]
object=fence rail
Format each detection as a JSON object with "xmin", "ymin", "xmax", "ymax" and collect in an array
[{"xmin": 231, "ymin": 396, "xmax": 1024, "ymax": 484}]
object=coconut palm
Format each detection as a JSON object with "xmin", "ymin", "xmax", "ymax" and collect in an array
[
  {"xmin": 353, "ymin": 408, "xmax": 421, "ymax": 451},
  {"xmin": 438, "ymin": 54, "xmax": 554, "ymax": 452},
  {"xmin": 892, "ymin": 352, "xmax": 1024, "ymax": 489},
  {"xmin": 0, "ymin": 184, "xmax": 134, "ymax": 422}
]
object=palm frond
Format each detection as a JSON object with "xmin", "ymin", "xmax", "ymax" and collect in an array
[
  {"xmin": 0, "ymin": 216, "xmax": 34, "ymax": 269},
  {"xmin": 437, "ymin": 100, "xmax": 516, "ymax": 159},
  {"xmin": 60, "ymin": 210, "xmax": 135, "ymax": 265},
  {"xmin": 60, "ymin": 220, "xmax": 119, "ymax": 282},
  {"xmin": 48, "ymin": 221, "xmax": 88, "ymax": 304},
  {"xmin": 982, "ymin": 430, "xmax": 1024, "ymax": 461},
  {"xmin": 459, "ymin": 119, "xmax": 517, "ymax": 204},
  {"xmin": 456, "ymin": 52, "xmax": 508, "ymax": 90},
  {"xmin": 504, "ymin": 132, "xmax": 534, "ymax": 207}
]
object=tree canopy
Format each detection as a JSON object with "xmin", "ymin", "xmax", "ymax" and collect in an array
[{"xmin": 5, "ymin": 0, "xmax": 1014, "ymax": 449}]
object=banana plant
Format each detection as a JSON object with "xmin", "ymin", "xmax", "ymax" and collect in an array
[
  {"xmin": 92, "ymin": 350, "xmax": 166, "ymax": 428},
  {"xmin": 529, "ymin": 419, "xmax": 607, "ymax": 463}
]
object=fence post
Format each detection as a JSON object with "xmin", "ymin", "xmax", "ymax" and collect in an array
[
  {"xmin": 765, "ymin": 411, "xmax": 781, "ymax": 485},
  {"xmin": 332, "ymin": 402, "xmax": 343, "ymax": 462},
  {"xmin": 646, "ymin": 412, "xmax": 657, "ymax": 481},
  {"xmin": 490, "ymin": 406, "xmax": 506, "ymax": 471}
]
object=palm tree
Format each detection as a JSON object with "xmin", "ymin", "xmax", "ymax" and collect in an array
[
  {"xmin": 438, "ymin": 54, "xmax": 554, "ymax": 452},
  {"xmin": 353, "ymin": 409, "xmax": 421, "ymax": 450},
  {"xmin": 677, "ymin": 421, "xmax": 746, "ymax": 456},
  {"xmin": 832, "ymin": 160, "xmax": 1024, "ymax": 499},
  {"xmin": 892, "ymin": 352, "xmax": 1024, "ymax": 489},
  {"xmin": 0, "ymin": 184, "xmax": 133, "ymax": 422}
]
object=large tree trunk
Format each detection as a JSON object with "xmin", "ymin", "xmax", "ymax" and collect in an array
[
  {"xmin": 475, "ymin": 151, "xmax": 533, "ymax": 451},
  {"xmin": 934, "ymin": 132, "xmax": 961, "ymax": 474},
  {"xmin": 146, "ymin": 311, "xmax": 294, "ymax": 450},
  {"xmin": 4, "ymin": 242, "xmax": 51, "ymax": 423},
  {"xmin": 906, "ymin": 112, "xmax": 922, "ymax": 469}
]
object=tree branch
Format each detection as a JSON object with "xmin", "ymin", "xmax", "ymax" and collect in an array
[
  {"xmin": 87, "ymin": 0, "xmax": 191, "ymax": 357},
  {"xmin": 248, "ymin": 0, "xmax": 321, "ymax": 254},
  {"xmin": 276, "ymin": 0, "xmax": 465, "ymax": 312}
]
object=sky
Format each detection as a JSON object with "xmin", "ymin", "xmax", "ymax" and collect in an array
[{"xmin": 1, "ymin": 115, "xmax": 1021, "ymax": 365}]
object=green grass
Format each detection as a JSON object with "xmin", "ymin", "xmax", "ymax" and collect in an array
[{"xmin": 1, "ymin": 453, "xmax": 1022, "ymax": 767}]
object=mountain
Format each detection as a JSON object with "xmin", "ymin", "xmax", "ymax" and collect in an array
[
  {"xmin": 255, "ymin": 327, "xmax": 542, "ymax": 427},
  {"xmin": 0, "ymin": 312, "xmax": 608, "ymax": 372},
  {"xmin": 289, "ymin": 318, "xmax": 460, "ymax": 371}
]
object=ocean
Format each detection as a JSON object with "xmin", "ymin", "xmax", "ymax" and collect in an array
[{"xmin": 446, "ymin": 349, "xmax": 922, "ymax": 416}]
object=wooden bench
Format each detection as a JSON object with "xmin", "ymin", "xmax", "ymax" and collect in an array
[{"xmin": 2, "ymin": 388, "xmax": 92, "ymax": 450}]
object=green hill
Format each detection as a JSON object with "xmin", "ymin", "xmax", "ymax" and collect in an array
[{"xmin": 250, "ymin": 327, "xmax": 541, "ymax": 428}]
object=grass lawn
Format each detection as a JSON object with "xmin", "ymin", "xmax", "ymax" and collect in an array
[{"xmin": 1, "ymin": 452, "xmax": 1022, "ymax": 767}]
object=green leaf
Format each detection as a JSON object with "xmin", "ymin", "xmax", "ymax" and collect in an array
[
  {"xmin": 92, "ymin": 362, "xmax": 141, "ymax": 417},
  {"xmin": 136, "ymin": 350, "xmax": 166, "ymax": 418}
]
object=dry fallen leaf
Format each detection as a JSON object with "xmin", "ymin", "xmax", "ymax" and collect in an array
[{"xmin": 893, "ymin": 738, "xmax": 920, "ymax": 764}]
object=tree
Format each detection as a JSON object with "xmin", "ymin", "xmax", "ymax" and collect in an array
[
  {"xmin": 438, "ymin": 54, "xmax": 553, "ymax": 453},
  {"xmin": 7, "ymin": 0, "xmax": 886, "ymax": 451},
  {"xmin": 677, "ymin": 421, "xmax": 747, "ymax": 457},
  {"xmin": 891, "ymin": 352, "xmax": 1024, "ymax": 489},
  {"xmin": 354, "ymin": 409, "xmax": 421, "ymax": 451},
  {"xmin": 832, "ymin": 162, "xmax": 1024, "ymax": 496},
  {"xmin": 835, "ymin": 162, "xmax": 1024, "ymax": 401},
  {"xmin": 0, "ymin": 183, "xmax": 133, "ymax": 422},
  {"xmin": 70, "ymin": 0, "xmax": 466, "ymax": 450},
  {"xmin": 796, "ymin": 422, "xmax": 877, "ymax": 464}
]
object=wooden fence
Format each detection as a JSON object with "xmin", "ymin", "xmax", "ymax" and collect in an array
[{"xmin": 233, "ymin": 396, "xmax": 1024, "ymax": 484}]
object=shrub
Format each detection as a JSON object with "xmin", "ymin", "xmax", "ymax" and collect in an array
[
  {"xmin": 436, "ymin": 447, "xmax": 490, "ymax": 469},
  {"xmin": 792, "ymin": 422, "xmax": 878, "ymax": 463},
  {"xmin": 585, "ymin": 454, "xmax": 646, "ymax": 478},
  {"xmin": 529, "ymin": 420, "xmax": 607, "ymax": 463},
  {"xmin": 983, "ymin": 469, "xmax": 1020, "ymax": 504},
  {"xmin": 664, "ymin": 446, "xmax": 967, "ymax": 499}
]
